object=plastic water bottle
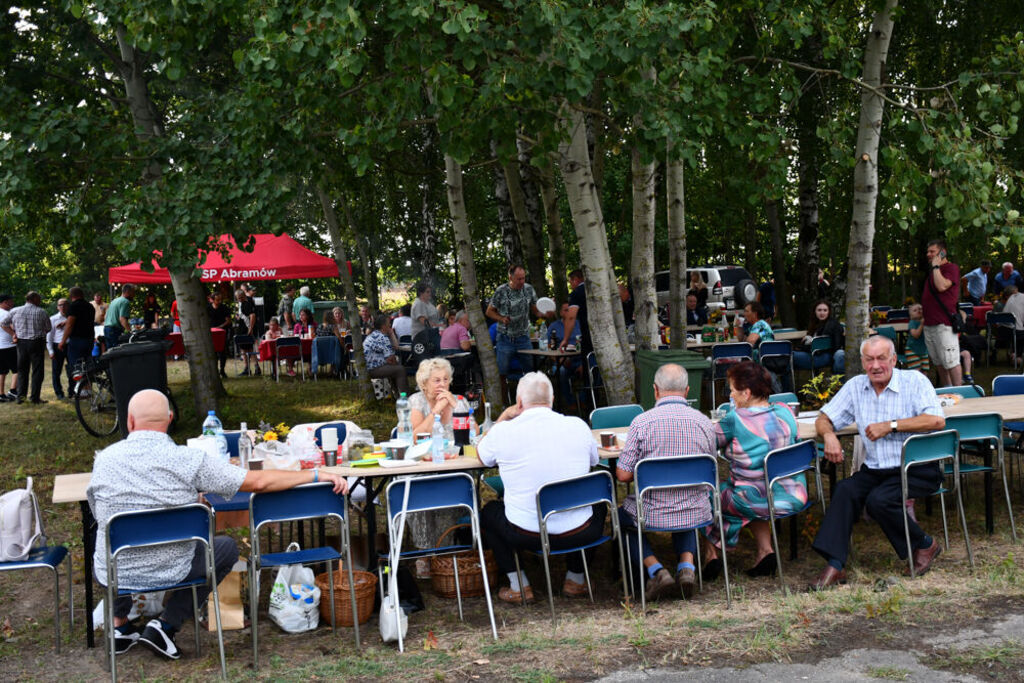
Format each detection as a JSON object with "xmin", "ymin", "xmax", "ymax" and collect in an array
[
  {"xmin": 481, "ymin": 402, "xmax": 493, "ymax": 435},
  {"xmin": 395, "ymin": 392, "xmax": 412, "ymax": 445},
  {"xmin": 202, "ymin": 410, "xmax": 229, "ymax": 462},
  {"xmin": 431, "ymin": 415, "xmax": 445, "ymax": 464},
  {"xmin": 537, "ymin": 321, "xmax": 548, "ymax": 346},
  {"xmin": 238, "ymin": 422, "xmax": 251, "ymax": 469}
]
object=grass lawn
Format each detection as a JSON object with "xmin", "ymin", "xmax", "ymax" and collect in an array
[{"xmin": 1, "ymin": 358, "xmax": 1023, "ymax": 680}]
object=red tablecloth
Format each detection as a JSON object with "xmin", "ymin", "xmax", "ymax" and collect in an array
[
  {"xmin": 165, "ymin": 328, "xmax": 227, "ymax": 356},
  {"xmin": 972, "ymin": 303, "xmax": 993, "ymax": 328},
  {"xmin": 259, "ymin": 337, "xmax": 313, "ymax": 362}
]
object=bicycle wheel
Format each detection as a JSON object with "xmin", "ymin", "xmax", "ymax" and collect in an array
[{"xmin": 75, "ymin": 374, "xmax": 119, "ymax": 437}]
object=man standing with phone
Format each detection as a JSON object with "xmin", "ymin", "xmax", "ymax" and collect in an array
[{"xmin": 921, "ymin": 239, "xmax": 962, "ymax": 387}]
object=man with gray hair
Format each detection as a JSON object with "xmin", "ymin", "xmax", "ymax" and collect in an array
[
  {"xmin": 477, "ymin": 372, "xmax": 601, "ymax": 603},
  {"xmin": 103, "ymin": 284, "xmax": 135, "ymax": 349},
  {"xmin": 2, "ymin": 291, "xmax": 52, "ymax": 404},
  {"xmin": 810, "ymin": 335, "xmax": 945, "ymax": 590},
  {"xmin": 440, "ymin": 309, "xmax": 472, "ymax": 352},
  {"xmin": 292, "ymin": 285, "xmax": 314, "ymax": 321},
  {"xmin": 615, "ymin": 363, "xmax": 716, "ymax": 601}
]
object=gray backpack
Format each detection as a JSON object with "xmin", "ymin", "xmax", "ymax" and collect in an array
[{"xmin": 0, "ymin": 477, "xmax": 42, "ymax": 562}]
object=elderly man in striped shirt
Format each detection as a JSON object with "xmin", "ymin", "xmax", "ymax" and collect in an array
[
  {"xmin": 616, "ymin": 363, "xmax": 716, "ymax": 601},
  {"xmin": 810, "ymin": 335, "xmax": 945, "ymax": 590}
]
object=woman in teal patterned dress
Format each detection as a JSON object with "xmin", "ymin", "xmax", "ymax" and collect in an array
[{"xmin": 702, "ymin": 361, "xmax": 807, "ymax": 578}]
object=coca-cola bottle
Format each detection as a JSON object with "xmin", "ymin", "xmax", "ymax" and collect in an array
[{"xmin": 453, "ymin": 395, "xmax": 471, "ymax": 448}]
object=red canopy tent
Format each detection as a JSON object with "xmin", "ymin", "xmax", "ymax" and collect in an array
[{"xmin": 108, "ymin": 233, "xmax": 342, "ymax": 284}]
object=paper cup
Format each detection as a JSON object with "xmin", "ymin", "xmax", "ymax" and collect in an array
[
  {"xmin": 600, "ymin": 432, "xmax": 616, "ymax": 448},
  {"xmin": 320, "ymin": 428, "xmax": 339, "ymax": 453}
]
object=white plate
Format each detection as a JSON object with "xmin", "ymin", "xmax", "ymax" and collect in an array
[
  {"xmin": 536, "ymin": 297, "xmax": 556, "ymax": 314},
  {"xmin": 378, "ymin": 459, "xmax": 410, "ymax": 468}
]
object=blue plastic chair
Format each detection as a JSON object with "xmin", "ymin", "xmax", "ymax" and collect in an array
[
  {"xmin": 249, "ymin": 483, "xmax": 359, "ymax": 669},
  {"xmin": 233, "ymin": 334, "xmax": 258, "ymax": 375},
  {"xmin": 769, "ymin": 392, "xmax": 799, "ymax": 406},
  {"xmin": 762, "ymin": 440, "xmax": 824, "ymax": 589},
  {"xmin": 204, "ymin": 432, "xmax": 252, "ymax": 514},
  {"xmin": 710, "ymin": 342, "xmax": 753, "ymax": 407},
  {"xmin": 633, "ymin": 454, "xmax": 731, "ymax": 612},
  {"xmin": 945, "ymin": 413, "xmax": 1017, "ymax": 540},
  {"xmin": 808, "ymin": 336, "xmax": 833, "ymax": 378},
  {"xmin": 382, "ymin": 473, "xmax": 497, "ymax": 652},
  {"xmin": 991, "ymin": 375, "xmax": 1024, "ymax": 483},
  {"xmin": 900, "ymin": 430, "xmax": 973, "ymax": 577},
  {"xmin": 988, "ymin": 312, "xmax": 1018, "ymax": 367},
  {"xmin": 871, "ymin": 305, "xmax": 892, "ymax": 313},
  {"xmin": 590, "ymin": 404, "xmax": 643, "ymax": 430},
  {"xmin": 513, "ymin": 470, "xmax": 627, "ymax": 623},
  {"xmin": 936, "ymin": 385, "xmax": 985, "ymax": 399},
  {"xmin": 314, "ymin": 422, "xmax": 348, "ymax": 451},
  {"xmin": 886, "ymin": 308, "xmax": 910, "ymax": 322},
  {"xmin": 759, "ymin": 340, "xmax": 794, "ymax": 389},
  {"xmin": 0, "ymin": 478, "xmax": 72, "ymax": 653},
  {"xmin": 275, "ymin": 336, "xmax": 305, "ymax": 381},
  {"xmin": 105, "ymin": 503, "xmax": 225, "ymax": 681}
]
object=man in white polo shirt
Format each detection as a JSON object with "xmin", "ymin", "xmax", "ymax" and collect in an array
[{"xmin": 477, "ymin": 372, "xmax": 601, "ymax": 603}]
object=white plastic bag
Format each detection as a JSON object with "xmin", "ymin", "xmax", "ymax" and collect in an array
[
  {"xmin": 268, "ymin": 543, "xmax": 320, "ymax": 633},
  {"xmin": 254, "ymin": 440, "xmax": 302, "ymax": 471},
  {"xmin": 381, "ymin": 478, "xmax": 411, "ymax": 645},
  {"xmin": 92, "ymin": 591, "xmax": 165, "ymax": 630}
]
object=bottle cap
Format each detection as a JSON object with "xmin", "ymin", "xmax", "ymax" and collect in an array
[
  {"xmin": 400, "ymin": 392, "xmax": 407, "ymax": 397},
  {"xmin": 208, "ymin": 410, "xmax": 216, "ymax": 416}
]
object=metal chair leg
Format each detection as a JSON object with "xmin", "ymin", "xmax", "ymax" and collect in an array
[
  {"xmin": 250, "ymin": 565, "xmax": 260, "ymax": 670},
  {"xmin": 51, "ymin": 567, "xmax": 61, "ymax": 654},
  {"xmin": 939, "ymin": 491, "xmax": 950, "ymax": 550},
  {"xmin": 580, "ymin": 550, "xmax": 594, "ymax": 603},
  {"xmin": 956, "ymin": 484, "xmax": 975, "ymax": 568},
  {"xmin": 208, "ymin": 548, "xmax": 227, "ymax": 680},
  {"xmin": 107, "ymin": 583, "xmax": 117, "ymax": 683},
  {"xmin": 328, "ymin": 559, "xmax": 337, "ymax": 632},
  {"xmin": 453, "ymin": 553, "xmax": 464, "ymax": 621},
  {"xmin": 191, "ymin": 585, "xmax": 200, "ymax": 655},
  {"xmin": 540, "ymin": 547, "xmax": 556, "ymax": 625},
  {"xmin": 513, "ymin": 555, "xmax": 527, "ymax": 607}
]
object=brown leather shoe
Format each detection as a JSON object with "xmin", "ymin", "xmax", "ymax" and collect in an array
[
  {"xmin": 675, "ymin": 567, "xmax": 697, "ymax": 599},
  {"xmin": 498, "ymin": 585, "xmax": 535, "ymax": 604},
  {"xmin": 644, "ymin": 568, "xmax": 675, "ymax": 601},
  {"xmin": 808, "ymin": 565, "xmax": 847, "ymax": 591},
  {"xmin": 905, "ymin": 539, "xmax": 942, "ymax": 577},
  {"xmin": 562, "ymin": 577, "xmax": 588, "ymax": 598}
]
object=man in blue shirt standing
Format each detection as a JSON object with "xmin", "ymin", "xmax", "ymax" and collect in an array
[
  {"xmin": 960, "ymin": 260, "xmax": 991, "ymax": 305},
  {"xmin": 809, "ymin": 336, "xmax": 945, "ymax": 590}
]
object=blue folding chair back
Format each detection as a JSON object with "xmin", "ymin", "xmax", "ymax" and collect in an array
[
  {"xmin": 314, "ymin": 422, "xmax": 348, "ymax": 450},
  {"xmin": 808, "ymin": 336, "xmax": 833, "ymax": 377},
  {"xmin": 0, "ymin": 477, "xmax": 72, "ymax": 654},
  {"xmin": 769, "ymin": 392, "xmax": 799, "ymax": 405},
  {"xmin": 991, "ymin": 375, "xmax": 1024, "ymax": 432},
  {"xmin": 710, "ymin": 342, "xmax": 753, "ymax": 407},
  {"xmin": 249, "ymin": 483, "xmax": 359, "ymax": 669},
  {"xmin": 944, "ymin": 413, "xmax": 1017, "ymax": 541},
  {"xmin": 517, "ymin": 470, "xmax": 628, "ymax": 623},
  {"xmin": 633, "ymin": 454, "xmax": 730, "ymax": 611},
  {"xmin": 886, "ymin": 308, "xmax": 909, "ymax": 322},
  {"xmin": 383, "ymin": 473, "xmax": 497, "ymax": 651},
  {"xmin": 590, "ymin": 404, "xmax": 643, "ymax": 430},
  {"xmin": 762, "ymin": 440, "xmax": 823, "ymax": 589},
  {"xmin": 936, "ymin": 385, "xmax": 984, "ymax": 399},
  {"xmin": 106, "ymin": 503, "xmax": 225, "ymax": 681},
  {"xmin": 275, "ymin": 336, "xmax": 304, "ymax": 381},
  {"xmin": 900, "ymin": 430, "xmax": 973, "ymax": 577}
]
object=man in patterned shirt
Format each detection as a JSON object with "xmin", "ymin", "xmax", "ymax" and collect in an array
[
  {"xmin": 362, "ymin": 313, "xmax": 408, "ymax": 394},
  {"xmin": 89, "ymin": 389, "xmax": 349, "ymax": 661},
  {"xmin": 2, "ymin": 291, "xmax": 52, "ymax": 404},
  {"xmin": 486, "ymin": 265, "xmax": 550, "ymax": 387},
  {"xmin": 810, "ymin": 335, "xmax": 945, "ymax": 590},
  {"xmin": 615, "ymin": 364, "xmax": 716, "ymax": 601}
]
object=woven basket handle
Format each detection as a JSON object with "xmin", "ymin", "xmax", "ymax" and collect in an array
[{"xmin": 435, "ymin": 523, "xmax": 470, "ymax": 548}]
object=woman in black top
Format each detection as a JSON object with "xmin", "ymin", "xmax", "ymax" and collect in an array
[
  {"xmin": 207, "ymin": 292, "xmax": 232, "ymax": 377},
  {"xmin": 688, "ymin": 271, "xmax": 709, "ymax": 308},
  {"xmin": 142, "ymin": 293, "xmax": 161, "ymax": 328},
  {"xmin": 792, "ymin": 300, "xmax": 844, "ymax": 371}
]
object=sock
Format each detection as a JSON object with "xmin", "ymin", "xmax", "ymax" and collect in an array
[
  {"xmin": 676, "ymin": 561, "xmax": 695, "ymax": 573},
  {"xmin": 646, "ymin": 562, "xmax": 664, "ymax": 579},
  {"xmin": 827, "ymin": 558, "xmax": 844, "ymax": 572},
  {"xmin": 917, "ymin": 534, "xmax": 933, "ymax": 551},
  {"xmin": 565, "ymin": 570, "xmax": 585, "ymax": 584},
  {"xmin": 507, "ymin": 571, "xmax": 529, "ymax": 592}
]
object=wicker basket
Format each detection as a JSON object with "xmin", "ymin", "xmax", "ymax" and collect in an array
[
  {"xmin": 430, "ymin": 524, "xmax": 498, "ymax": 598},
  {"xmin": 314, "ymin": 568, "xmax": 377, "ymax": 626}
]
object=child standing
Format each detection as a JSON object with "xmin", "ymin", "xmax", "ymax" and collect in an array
[{"xmin": 905, "ymin": 303, "xmax": 931, "ymax": 373}]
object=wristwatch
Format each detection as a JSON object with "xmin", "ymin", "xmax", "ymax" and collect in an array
[
  {"xmin": 890, "ymin": 420, "xmax": 899, "ymax": 433},
  {"xmin": 932, "ymin": 265, "xmax": 941, "ymax": 270}
]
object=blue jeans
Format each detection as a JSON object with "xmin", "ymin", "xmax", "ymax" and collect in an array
[
  {"xmin": 65, "ymin": 337, "xmax": 93, "ymax": 375},
  {"xmin": 966, "ymin": 294, "xmax": 982, "ymax": 306},
  {"xmin": 617, "ymin": 506, "xmax": 697, "ymax": 563},
  {"xmin": 103, "ymin": 325, "xmax": 122, "ymax": 349},
  {"xmin": 792, "ymin": 350, "xmax": 832, "ymax": 370},
  {"xmin": 832, "ymin": 350, "xmax": 846, "ymax": 374},
  {"xmin": 495, "ymin": 332, "xmax": 534, "ymax": 376}
]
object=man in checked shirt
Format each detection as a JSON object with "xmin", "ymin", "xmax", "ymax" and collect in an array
[{"xmin": 616, "ymin": 364, "xmax": 716, "ymax": 601}]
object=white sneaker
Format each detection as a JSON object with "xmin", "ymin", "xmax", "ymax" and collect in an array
[{"xmin": 139, "ymin": 619, "xmax": 180, "ymax": 660}]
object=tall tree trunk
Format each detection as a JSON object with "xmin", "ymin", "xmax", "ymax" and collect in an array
[
  {"xmin": 492, "ymin": 152, "xmax": 523, "ymax": 266},
  {"xmin": 743, "ymin": 209, "xmax": 758, "ymax": 277},
  {"xmin": 445, "ymin": 155, "xmax": 504, "ymax": 409},
  {"xmin": 538, "ymin": 160, "xmax": 569, "ymax": 306},
  {"xmin": 503, "ymin": 159, "xmax": 548, "ymax": 296},
  {"xmin": 559, "ymin": 108, "xmax": 634, "ymax": 404},
  {"xmin": 420, "ymin": 129, "xmax": 438, "ymax": 289},
  {"xmin": 630, "ymin": 145, "xmax": 659, "ymax": 350},
  {"xmin": 765, "ymin": 198, "xmax": 795, "ymax": 324},
  {"xmin": 355, "ymin": 233, "xmax": 379, "ymax": 312},
  {"xmin": 317, "ymin": 185, "xmax": 372, "ymax": 400},
  {"xmin": 115, "ymin": 25, "xmax": 222, "ymax": 415},
  {"xmin": 793, "ymin": 37, "xmax": 825, "ymax": 329},
  {"xmin": 666, "ymin": 150, "xmax": 687, "ymax": 350},
  {"xmin": 844, "ymin": 0, "xmax": 898, "ymax": 375}
]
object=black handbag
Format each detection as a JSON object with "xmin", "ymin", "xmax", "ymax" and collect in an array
[{"xmin": 926, "ymin": 271, "xmax": 965, "ymax": 333}]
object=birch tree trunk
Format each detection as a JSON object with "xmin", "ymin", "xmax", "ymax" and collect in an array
[
  {"xmin": 538, "ymin": 161, "xmax": 569, "ymax": 306},
  {"xmin": 793, "ymin": 37, "xmax": 825, "ymax": 329},
  {"xmin": 317, "ymin": 185, "xmax": 373, "ymax": 400},
  {"xmin": 503, "ymin": 159, "xmax": 548, "ymax": 296},
  {"xmin": 844, "ymin": 0, "xmax": 898, "ymax": 375},
  {"xmin": 355, "ymin": 234, "xmax": 379, "ymax": 312},
  {"xmin": 765, "ymin": 198, "xmax": 795, "ymax": 325},
  {"xmin": 492, "ymin": 154, "xmax": 523, "ymax": 265},
  {"xmin": 630, "ymin": 146, "xmax": 659, "ymax": 350},
  {"xmin": 666, "ymin": 151, "xmax": 687, "ymax": 350},
  {"xmin": 115, "ymin": 25, "xmax": 222, "ymax": 415},
  {"xmin": 420, "ymin": 129, "xmax": 439, "ymax": 289},
  {"xmin": 558, "ymin": 108, "xmax": 634, "ymax": 404},
  {"xmin": 444, "ymin": 154, "xmax": 504, "ymax": 409}
]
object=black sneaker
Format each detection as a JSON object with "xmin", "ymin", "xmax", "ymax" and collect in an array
[
  {"xmin": 113, "ymin": 622, "xmax": 141, "ymax": 655},
  {"xmin": 139, "ymin": 619, "xmax": 180, "ymax": 660},
  {"xmin": 4, "ymin": 390, "xmax": 15, "ymax": 400},
  {"xmin": 963, "ymin": 374, "xmax": 975, "ymax": 385}
]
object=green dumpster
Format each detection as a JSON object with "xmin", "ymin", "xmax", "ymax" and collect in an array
[
  {"xmin": 312, "ymin": 300, "xmax": 349, "ymax": 321},
  {"xmin": 635, "ymin": 349, "xmax": 710, "ymax": 411}
]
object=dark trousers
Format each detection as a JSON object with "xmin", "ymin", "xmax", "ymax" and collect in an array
[
  {"xmin": 50, "ymin": 347, "xmax": 67, "ymax": 398},
  {"xmin": 812, "ymin": 464, "xmax": 943, "ymax": 565},
  {"xmin": 110, "ymin": 536, "xmax": 238, "ymax": 630},
  {"xmin": 368, "ymin": 363, "xmax": 408, "ymax": 394},
  {"xmin": 480, "ymin": 500, "xmax": 607, "ymax": 575},
  {"xmin": 617, "ymin": 507, "xmax": 697, "ymax": 563},
  {"xmin": 16, "ymin": 337, "xmax": 45, "ymax": 401},
  {"xmin": 66, "ymin": 337, "xmax": 92, "ymax": 377}
]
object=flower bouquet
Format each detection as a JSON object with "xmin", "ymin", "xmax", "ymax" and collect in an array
[{"xmin": 799, "ymin": 373, "xmax": 844, "ymax": 411}]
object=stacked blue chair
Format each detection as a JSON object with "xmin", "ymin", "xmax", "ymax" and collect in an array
[
  {"xmin": 709, "ymin": 342, "xmax": 753, "ymax": 408},
  {"xmin": 105, "ymin": 504, "xmax": 226, "ymax": 681},
  {"xmin": 249, "ymin": 483, "xmax": 360, "ymax": 669},
  {"xmin": 992, "ymin": 375, "xmax": 1024, "ymax": 493},
  {"xmin": 944, "ymin": 413, "xmax": 1017, "ymax": 540},
  {"xmin": 632, "ymin": 454, "xmax": 731, "ymax": 612}
]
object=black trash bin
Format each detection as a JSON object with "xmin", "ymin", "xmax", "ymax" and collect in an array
[{"xmin": 104, "ymin": 341, "xmax": 169, "ymax": 437}]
